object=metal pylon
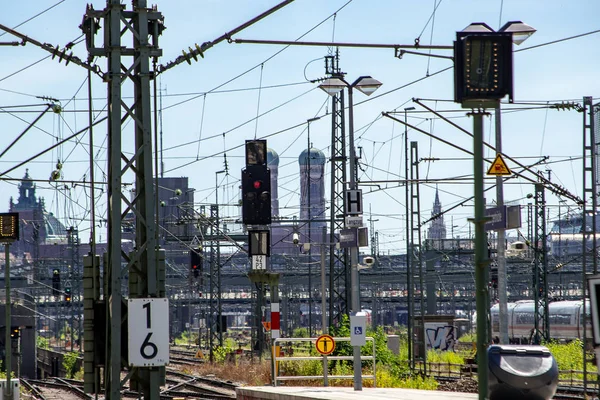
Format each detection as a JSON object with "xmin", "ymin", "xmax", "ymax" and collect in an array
[
  {"xmin": 325, "ymin": 52, "xmax": 349, "ymax": 326},
  {"xmin": 533, "ymin": 181, "xmax": 549, "ymax": 343},
  {"xmin": 67, "ymin": 227, "xmax": 81, "ymax": 350},
  {"xmin": 82, "ymin": 2, "xmax": 164, "ymax": 399},
  {"xmin": 582, "ymin": 96, "xmax": 599, "ymax": 391},
  {"xmin": 208, "ymin": 204, "xmax": 222, "ymax": 360},
  {"xmin": 409, "ymin": 141, "xmax": 426, "ymax": 373}
]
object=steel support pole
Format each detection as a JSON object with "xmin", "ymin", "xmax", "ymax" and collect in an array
[
  {"xmin": 347, "ymin": 85, "xmax": 362, "ymax": 391},
  {"xmin": 4, "ymin": 243, "xmax": 11, "ymax": 399},
  {"xmin": 404, "ymin": 108, "xmax": 413, "ymax": 372},
  {"xmin": 495, "ymin": 106, "xmax": 509, "ymax": 345},
  {"xmin": 321, "ymin": 226, "xmax": 329, "ymax": 386},
  {"xmin": 472, "ymin": 111, "xmax": 489, "ymax": 400},
  {"xmin": 106, "ymin": 3, "xmax": 124, "ymax": 398}
]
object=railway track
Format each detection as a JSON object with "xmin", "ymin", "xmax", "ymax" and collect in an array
[
  {"xmin": 20, "ymin": 377, "xmax": 92, "ymax": 400},
  {"xmin": 170, "ymin": 348, "xmax": 207, "ymax": 366},
  {"xmin": 21, "ymin": 369, "xmax": 237, "ymax": 399}
]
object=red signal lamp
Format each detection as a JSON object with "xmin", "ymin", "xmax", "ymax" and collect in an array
[{"xmin": 253, "ymin": 180, "xmax": 261, "ymax": 189}]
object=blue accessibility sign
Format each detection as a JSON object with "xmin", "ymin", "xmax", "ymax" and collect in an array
[{"xmin": 354, "ymin": 327, "xmax": 363, "ymax": 335}]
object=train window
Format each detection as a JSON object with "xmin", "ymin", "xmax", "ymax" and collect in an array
[
  {"xmin": 515, "ymin": 312, "xmax": 534, "ymax": 325},
  {"xmin": 548, "ymin": 314, "xmax": 572, "ymax": 325}
]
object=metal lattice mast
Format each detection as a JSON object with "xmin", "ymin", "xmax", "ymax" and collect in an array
[
  {"xmin": 533, "ymin": 181, "xmax": 549, "ymax": 343},
  {"xmin": 582, "ymin": 96, "xmax": 598, "ymax": 390},
  {"xmin": 527, "ymin": 203, "xmax": 533, "ymax": 256},
  {"xmin": 83, "ymin": 1, "xmax": 164, "ymax": 398},
  {"xmin": 409, "ymin": 141, "xmax": 425, "ymax": 373},
  {"xmin": 325, "ymin": 52, "xmax": 349, "ymax": 325},
  {"xmin": 208, "ymin": 204, "xmax": 221, "ymax": 360},
  {"xmin": 67, "ymin": 227, "xmax": 81, "ymax": 350}
]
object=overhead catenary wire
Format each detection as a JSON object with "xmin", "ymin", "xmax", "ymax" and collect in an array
[{"xmin": 2, "ymin": 2, "xmax": 596, "ymax": 256}]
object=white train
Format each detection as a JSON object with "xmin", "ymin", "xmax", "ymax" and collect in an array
[{"xmin": 490, "ymin": 300, "xmax": 593, "ymax": 343}]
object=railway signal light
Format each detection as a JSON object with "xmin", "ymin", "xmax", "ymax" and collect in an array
[
  {"xmin": 65, "ymin": 287, "xmax": 72, "ymax": 304},
  {"xmin": 190, "ymin": 247, "xmax": 202, "ymax": 279},
  {"xmin": 52, "ymin": 268, "xmax": 61, "ymax": 295},
  {"xmin": 10, "ymin": 326, "xmax": 19, "ymax": 339},
  {"xmin": 491, "ymin": 266, "xmax": 498, "ymax": 289},
  {"xmin": 241, "ymin": 165, "xmax": 271, "ymax": 225}
]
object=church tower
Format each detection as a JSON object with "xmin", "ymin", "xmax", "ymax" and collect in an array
[
  {"xmin": 428, "ymin": 187, "xmax": 447, "ymax": 240},
  {"xmin": 299, "ymin": 146, "xmax": 326, "ymax": 242}
]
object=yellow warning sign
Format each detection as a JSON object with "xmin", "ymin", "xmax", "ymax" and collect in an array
[
  {"xmin": 195, "ymin": 349, "xmax": 204, "ymax": 359},
  {"xmin": 315, "ymin": 334, "xmax": 335, "ymax": 355},
  {"xmin": 487, "ymin": 154, "xmax": 512, "ymax": 176},
  {"xmin": 262, "ymin": 321, "xmax": 271, "ymax": 331}
]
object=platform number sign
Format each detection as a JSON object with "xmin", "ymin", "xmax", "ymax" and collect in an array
[{"xmin": 128, "ymin": 298, "xmax": 170, "ymax": 367}]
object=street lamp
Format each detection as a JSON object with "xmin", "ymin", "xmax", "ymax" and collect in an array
[{"xmin": 319, "ymin": 75, "xmax": 382, "ymax": 391}]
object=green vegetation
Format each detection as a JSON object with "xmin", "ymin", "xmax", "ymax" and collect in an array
[
  {"xmin": 62, "ymin": 351, "xmax": 80, "ymax": 379},
  {"xmin": 37, "ymin": 335, "xmax": 50, "ymax": 349},
  {"xmin": 174, "ymin": 330, "xmax": 199, "ymax": 346},
  {"xmin": 292, "ymin": 327, "xmax": 309, "ymax": 338},
  {"xmin": 458, "ymin": 332, "xmax": 476, "ymax": 343},
  {"xmin": 544, "ymin": 339, "xmax": 597, "ymax": 383}
]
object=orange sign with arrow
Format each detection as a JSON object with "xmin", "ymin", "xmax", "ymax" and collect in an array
[{"xmin": 262, "ymin": 321, "xmax": 271, "ymax": 331}]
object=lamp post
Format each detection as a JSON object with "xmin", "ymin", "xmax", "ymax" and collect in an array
[
  {"xmin": 494, "ymin": 21, "xmax": 535, "ymax": 346},
  {"xmin": 319, "ymin": 75, "xmax": 382, "ymax": 391},
  {"xmin": 403, "ymin": 106, "xmax": 415, "ymax": 371}
]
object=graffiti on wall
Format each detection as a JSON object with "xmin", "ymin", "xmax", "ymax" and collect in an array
[{"xmin": 425, "ymin": 324, "xmax": 456, "ymax": 351}]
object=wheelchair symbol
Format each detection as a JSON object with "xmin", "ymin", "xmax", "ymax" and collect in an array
[{"xmin": 354, "ymin": 327, "xmax": 363, "ymax": 335}]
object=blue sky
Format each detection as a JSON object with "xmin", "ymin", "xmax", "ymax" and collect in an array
[{"xmin": 1, "ymin": 0, "xmax": 599, "ymax": 253}]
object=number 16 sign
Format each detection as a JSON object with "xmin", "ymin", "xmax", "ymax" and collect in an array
[{"xmin": 128, "ymin": 298, "xmax": 170, "ymax": 367}]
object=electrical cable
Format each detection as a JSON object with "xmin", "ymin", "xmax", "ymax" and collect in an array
[
  {"xmin": 162, "ymin": 0, "xmax": 355, "ymax": 112},
  {"xmin": 416, "ymin": 0, "xmax": 444, "ymax": 41},
  {"xmin": 0, "ymin": 0, "xmax": 67, "ymax": 38},
  {"xmin": 254, "ymin": 64, "xmax": 264, "ymax": 139}
]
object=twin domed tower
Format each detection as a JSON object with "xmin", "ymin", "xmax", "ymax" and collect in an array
[{"xmin": 267, "ymin": 146, "xmax": 326, "ymax": 252}]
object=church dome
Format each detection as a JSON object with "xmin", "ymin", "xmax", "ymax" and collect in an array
[
  {"xmin": 44, "ymin": 211, "xmax": 66, "ymax": 236},
  {"xmin": 267, "ymin": 148, "xmax": 279, "ymax": 166},
  {"xmin": 299, "ymin": 148, "xmax": 326, "ymax": 166}
]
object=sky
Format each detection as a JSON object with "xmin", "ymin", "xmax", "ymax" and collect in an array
[{"xmin": 0, "ymin": 0, "xmax": 599, "ymax": 255}]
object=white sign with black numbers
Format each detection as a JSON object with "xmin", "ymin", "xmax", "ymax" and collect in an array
[{"xmin": 128, "ymin": 298, "xmax": 170, "ymax": 367}]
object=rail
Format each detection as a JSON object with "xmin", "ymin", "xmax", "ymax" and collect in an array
[{"xmin": 272, "ymin": 337, "xmax": 376, "ymax": 387}]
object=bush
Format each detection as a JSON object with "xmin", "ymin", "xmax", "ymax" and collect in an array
[
  {"xmin": 397, "ymin": 374, "xmax": 439, "ymax": 390},
  {"xmin": 427, "ymin": 349, "xmax": 464, "ymax": 365},
  {"xmin": 37, "ymin": 336, "xmax": 50, "ymax": 349},
  {"xmin": 545, "ymin": 339, "xmax": 596, "ymax": 373},
  {"xmin": 174, "ymin": 330, "xmax": 199, "ymax": 346},
  {"xmin": 212, "ymin": 344, "xmax": 235, "ymax": 363},
  {"xmin": 63, "ymin": 351, "xmax": 79, "ymax": 379},
  {"xmin": 292, "ymin": 327, "xmax": 309, "ymax": 338},
  {"xmin": 458, "ymin": 332, "xmax": 476, "ymax": 343}
]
